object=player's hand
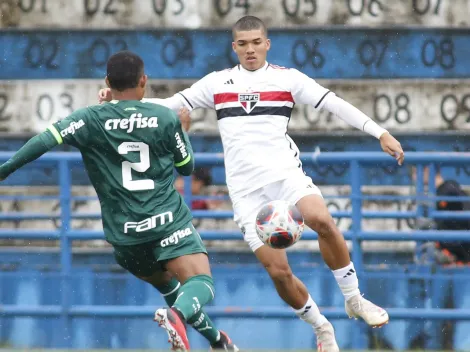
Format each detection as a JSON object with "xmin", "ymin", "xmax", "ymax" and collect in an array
[
  {"xmin": 380, "ymin": 132, "xmax": 404, "ymax": 166},
  {"xmin": 178, "ymin": 107, "xmax": 191, "ymax": 132},
  {"xmin": 98, "ymin": 88, "xmax": 112, "ymax": 104}
]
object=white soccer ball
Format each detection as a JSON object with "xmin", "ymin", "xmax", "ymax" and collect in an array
[{"xmin": 255, "ymin": 200, "xmax": 304, "ymax": 249}]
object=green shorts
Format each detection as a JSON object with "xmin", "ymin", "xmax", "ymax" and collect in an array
[{"xmin": 113, "ymin": 221, "xmax": 207, "ymax": 277}]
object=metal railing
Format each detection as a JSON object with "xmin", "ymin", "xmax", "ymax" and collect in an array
[{"xmin": 1, "ymin": 151, "xmax": 470, "ymax": 348}]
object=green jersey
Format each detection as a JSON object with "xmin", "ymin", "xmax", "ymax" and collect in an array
[{"xmin": 49, "ymin": 100, "xmax": 194, "ymax": 245}]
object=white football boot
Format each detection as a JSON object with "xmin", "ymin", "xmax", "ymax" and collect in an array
[
  {"xmin": 345, "ymin": 294, "xmax": 389, "ymax": 328},
  {"xmin": 315, "ymin": 321, "xmax": 340, "ymax": 352}
]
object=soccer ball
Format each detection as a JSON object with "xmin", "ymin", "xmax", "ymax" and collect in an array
[{"xmin": 255, "ymin": 200, "xmax": 304, "ymax": 249}]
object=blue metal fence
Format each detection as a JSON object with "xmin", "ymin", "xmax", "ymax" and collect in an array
[{"xmin": 1, "ymin": 151, "xmax": 470, "ymax": 348}]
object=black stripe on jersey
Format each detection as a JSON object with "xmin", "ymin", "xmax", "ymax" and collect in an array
[
  {"xmin": 178, "ymin": 93, "xmax": 194, "ymax": 109},
  {"xmin": 284, "ymin": 111, "xmax": 302, "ymax": 169},
  {"xmin": 285, "ymin": 132, "xmax": 301, "ymax": 168},
  {"xmin": 216, "ymin": 106, "xmax": 292, "ymax": 120},
  {"xmin": 314, "ymin": 90, "xmax": 331, "ymax": 109}
]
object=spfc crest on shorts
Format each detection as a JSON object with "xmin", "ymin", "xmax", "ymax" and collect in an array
[{"xmin": 238, "ymin": 93, "xmax": 260, "ymax": 114}]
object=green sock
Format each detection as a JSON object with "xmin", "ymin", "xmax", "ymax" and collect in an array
[
  {"xmin": 172, "ymin": 274, "xmax": 215, "ymax": 320},
  {"xmin": 187, "ymin": 308, "xmax": 220, "ymax": 344},
  {"xmin": 154, "ymin": 277, "xmax": 220, "ymax": 344},
  {"xmin": 153, "ymin": 278, "xmax": 181, "ymax": 307}
]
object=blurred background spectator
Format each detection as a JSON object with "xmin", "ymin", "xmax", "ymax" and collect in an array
[{"xmin": 412, "ymin": 165, "xmax": 470, "ymax": 265}]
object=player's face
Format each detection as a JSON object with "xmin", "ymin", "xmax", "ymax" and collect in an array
[{"xmin": 232, "ymin": 29, "xmax": 270, "ymax": 71}]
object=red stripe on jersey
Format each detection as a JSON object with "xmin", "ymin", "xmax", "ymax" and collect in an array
[
  {"xmin": 268, "ymin": 64, "xmax": 288, "ymax": 70},
  {"xmin": 214, "ymin": 91, "xmax": 294, "ymax": 105}
]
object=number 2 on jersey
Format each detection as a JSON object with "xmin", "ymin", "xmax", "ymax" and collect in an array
[{"xmin": 118, "ymin": 142, "xmax": 154, "ymax": 191}]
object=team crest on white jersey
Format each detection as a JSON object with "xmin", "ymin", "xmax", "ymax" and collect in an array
[{"xmin": 238, "ymin": 93, "xmax": 260, "ymax": 114}]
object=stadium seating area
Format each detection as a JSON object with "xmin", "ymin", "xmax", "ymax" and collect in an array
[{"xmin": 1, "ymin": 1, "xmax": 470, "ymax": 350}]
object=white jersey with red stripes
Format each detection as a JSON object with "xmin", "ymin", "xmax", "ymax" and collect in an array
[{"xmin": 177, "ymin": 61, "xmax": 332, "ymax": 199}]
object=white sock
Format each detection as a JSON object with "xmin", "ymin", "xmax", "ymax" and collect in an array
[
  {"xmin": 293, "ymin": 295, "xmax": 328, "ymax": 329},
  {"xmin": 332, "ymin": 262, "xmax": 360, "ymax": 301}
]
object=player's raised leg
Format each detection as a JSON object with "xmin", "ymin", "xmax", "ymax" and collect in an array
[
  {"xmin": 235, "ymin": 190, "xmax": 339, "ymax": 352},
  {"xmin": 156, "ymin": 223, "xmax": 238, "ymax": 351},
  {"xmin": 255, "ymin": 245, "xmax": 340, "ymax": 352},
  {"xmin": 156, "ymin": 277, "xmax": 237, "ymax": 351},
  {"xmin": 296, "ymin": 193, "xmax": 389, "ymax": 327},
  {"xmin": 139, "ymin": 272, "xmax": 236, "ymax": 350},
  {"xmin": 113, "ymin": 233, "xmax": 238, "ymax": 351},
  {"xmin": 154, "ymin": 252, "xmax": 215, "ymax": 351}
]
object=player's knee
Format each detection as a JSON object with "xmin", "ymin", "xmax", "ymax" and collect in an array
[
  {"xmin": 305, "ymin": 213, "xmax": 337, "ymax": 239},
  {"xmin": 264, "ymin": 261, "xmax": 294, "ymax": 284},
  {"xmin": 204, "ymin": 276, "xmax": 216, "ymax": 300},
  {"xmin": 187, "ymin": 274, "xmax": 216, "ymax": 302},
  {"xmin": 138, "ymin": 271, "xmax": 173, "ymax": 287},
  {"xmin": 200, "ymin": 274, "xmax": 215, "ymax": 294}
]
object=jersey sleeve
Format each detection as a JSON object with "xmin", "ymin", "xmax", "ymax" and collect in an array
[
  {"xmin": 167, "ymin": 111, "xmax": 195, "ymax": 176},
  {"xmin": 142, "ymin": 72, "xmax": 215, "ymax": 112},
  {"xmin": 174, "ymin": 72, "xmax": 216, "ymax": 111},
  {"xmin": 289, "ymin": 69, "xmax": 333, "ymax": 110},
  {"xmin": 49, "ymin": 108, "xmax": 90, "ymax": 148},
  {"xmin": 0, "ymin": 130, "xmax": 58, "ymax": 180},
  {"xmin": 141, "ymin": 95, "xmax": 185, "ymax": 111}
]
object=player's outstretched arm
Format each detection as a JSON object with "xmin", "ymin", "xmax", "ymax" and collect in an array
[
  {"xmin": 378, "ymin": 132, "xmax": 405, "ymax": 166},
  {"xmin": 99, "ymin": 72, "xmax": 215, "ymax": 113},
  {"xmin": 289, "ymin": 69, "xmax": 404, "ymax": 165},
  {"xmin": 0, "ymin": 129, "xmax": 58, "ymax": 181},
  {"xmin": 323, "ymin": 95, "xmax": 405, "ymax": 166},
  {"xmin": 98, "ymin": 88, "xmax": 185, "ymax": 111},
  {"xmin": 141, "ymin": 95, "xmax": 186, "ymax": 111}
]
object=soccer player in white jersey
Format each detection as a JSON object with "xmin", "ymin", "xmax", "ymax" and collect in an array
[{"xmin": 99, "ymin": 16, "xmax": 404, "ymax": 352}]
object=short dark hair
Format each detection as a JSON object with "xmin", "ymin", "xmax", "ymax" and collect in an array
[
  {"xmin": 193, "ymin": 168, "xmax": 212, "ymax": 186},
  {"xmin": 232, "ymin": 16, "xmax": 267, "ymax": 39},
  {"xmin": 106, "ymin": 51, "xmax": 144, "ymax": 92}
]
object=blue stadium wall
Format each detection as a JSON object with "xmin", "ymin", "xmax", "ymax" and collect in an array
[{"xmin": 1, "ymin": 0, "xmax": 470, "ymax": 350}]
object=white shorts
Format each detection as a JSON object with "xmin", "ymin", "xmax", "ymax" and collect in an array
[{"xmin": 232, "ymin": 171, "xmax": 322, "ymax": 252}]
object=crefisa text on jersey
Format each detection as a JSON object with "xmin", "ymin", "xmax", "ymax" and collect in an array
[
  {"xmin": 60, "ymin": 120, "xmax": 85, "ymax": 137},
  {"xmin": 175, "ymin": 132, "xmax": 188, "ymax": 159},
  {"xmin": 160, "ymin": 227, "xmax": 193, "ymax": 247},
  {"xmin": 105, "ymin": 113, "xmax": 158, "ymax": 133}
]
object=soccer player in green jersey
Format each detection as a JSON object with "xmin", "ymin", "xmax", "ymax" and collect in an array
[{"xmin": 0, "ymin": 51, "xmax": 238, "ymax": 352}]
